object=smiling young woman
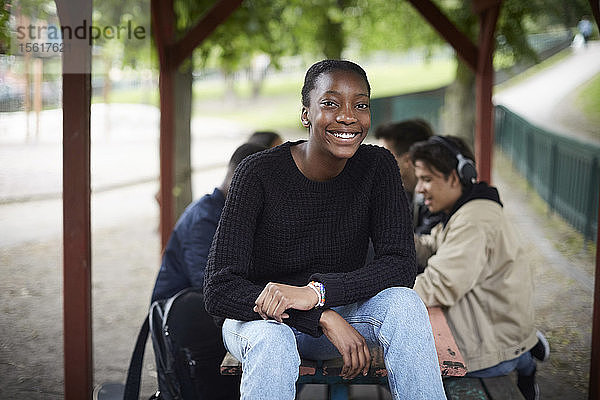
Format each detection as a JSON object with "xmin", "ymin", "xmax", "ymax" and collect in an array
[
  {"xmin": 293, "ymin": 68, "xmax": 371, "ymax": 180},
  {"xmin": 203, "ymin": 60, "xmax": 447, "ymax": 400}
]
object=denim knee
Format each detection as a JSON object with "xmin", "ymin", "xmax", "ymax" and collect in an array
[
  {"xmin": 376, "ymin": 287, "xmax": 428, "ymax": 321},
  {"xmin": 238, "ymin": 320, "xmax": 300, "ymax": 368},
  {"xmin": 249, "ymin": 321, "xmax": 297, "ymax": 350},
  {"xmin": 223, "ymin": 320, "xmax": 300, "ymax": 399}
]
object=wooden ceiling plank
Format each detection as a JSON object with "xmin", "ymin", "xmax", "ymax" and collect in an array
[{"xmin": 406, "ymin": 0, "xmax": 478, "ymax": 71}]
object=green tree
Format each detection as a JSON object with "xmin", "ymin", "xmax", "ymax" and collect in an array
[
  {"xmin": 92, "ymin": 0, "xmax": 151, "ymax": 107},
  {"xmin": 0, "ymin": 0, "xmax": 10, "ymax": 53},
  {"xmin": 348, "ymin": 0, "xmax": 592, "ymax": 145},
  {"xmin": 438, "ymin": 0, "xmax": 591, "ymax": 144},
  {"xmin": 191, "ymin": 0, "xmax": 291, "ymax": 97},
  {"xmin": 304, "ymin": 0, "xmax": 592, "ymax": 144}
]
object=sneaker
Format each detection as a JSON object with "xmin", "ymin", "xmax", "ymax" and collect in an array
[
  {"xmin": 517, "ymin": 372, "xmax": 540, "ymax": 400},
  {"xmin": 530, "ymin": 330, "xmax": 550, "ymax": 362}
]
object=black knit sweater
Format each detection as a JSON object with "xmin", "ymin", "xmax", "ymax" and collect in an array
[{"xmin": 204, "ymin": 141, "xmax": 417, "ymax": 337}]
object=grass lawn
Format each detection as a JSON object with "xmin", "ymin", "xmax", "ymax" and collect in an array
[
  {"xmin": 94, "ymin": 58, "xmax": 457, "ymax": 130},
  {"xmin": 494, "ymin": 47, "xmax": 574, "ymax": 93},
  {"xmin": 193, "ymin": 58, "xmax": 457, "ymax": 101},
  {"xmin": 191, "ymin": 59, "xmax": 457, "ymax": 130},
  {"xmin": 576, "ymin": 72, "xmax": 600, "ymax": 126}
]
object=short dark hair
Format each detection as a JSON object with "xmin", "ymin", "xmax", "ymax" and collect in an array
[
  {"xmin": 228, "ymin": 142, "xmax": 267, "ymax": 171},
  {"xmin": 409, "ymin": 135, "xmax": 475, "ymax": 178},
  {"xmin": 301, "ymin": 60, "xmax": 371, "ymax": 107},
  {"xmin": 374, "ymin": 119, "xmax": 434, "ymax": 155},
  {"xmin": 247, "ymin": 131, "xmax": 282, "ymax": 148}
]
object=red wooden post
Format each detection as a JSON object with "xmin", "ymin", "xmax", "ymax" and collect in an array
[
  {"xmin": 590, "ymin": 194, "xmax": 600, "ymax": 400},
  {"xmin": 55, "ymin": 0, "xmax": 93, "ymax": 398},
  {"xmin": 151, "ymin": 0, "xmax": 176, "ymax": 249},
  {"xmin": 62, "ymin": 73, "xmax": 93, "ymax": 399},
  {"xmin": 406, "ymin": 0, "xmax": 501, "ymax": 182},
  {"xmin": 158, "ymin": 66, "xmax": 176, "ymax": 249},
  {"xmin": 152, "ymin": 0, "xmax": 243, "ymax": 249}
]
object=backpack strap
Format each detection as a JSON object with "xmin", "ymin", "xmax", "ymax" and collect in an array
[{"xmin": 123, "ymin": 316, "xmax": 150, "ymax": 400}]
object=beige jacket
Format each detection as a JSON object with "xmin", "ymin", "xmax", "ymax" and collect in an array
[{"xmin": 413, "ymin": 199, "xmax": 537, "ymax": 372}]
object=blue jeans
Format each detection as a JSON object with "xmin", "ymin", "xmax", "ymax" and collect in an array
[
  {"xmin": 222, "ymin": 287, "xmax": 447, "ymax": 400},
  {"xmin": 466, "ymin": 351, "xmax": 536, "ymax": 378}
]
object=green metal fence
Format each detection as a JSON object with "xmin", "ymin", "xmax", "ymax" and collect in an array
[
  {"xmin": 370, "ymin": 94, "xmax": 599, "ymax": 242},
  {"xmin": 370, "ymin": 86, "xmax": 446, "ymax": 134},
  {"xmin": 495, "ymin": 105, "xmax": 599, "ymax": 241}
]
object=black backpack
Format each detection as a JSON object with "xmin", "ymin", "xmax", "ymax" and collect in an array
[{"xmin": 124, "ymin": 288, "xmax": 229, "ymax": 400}]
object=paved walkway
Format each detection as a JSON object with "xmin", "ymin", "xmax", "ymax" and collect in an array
[
  {"xmin": 0, "ymin": 104, "xmax": 253, "ymax": 247},
  {"xmin": 494, "ymin": 41, "xmax": 600, "ymax": 144}
]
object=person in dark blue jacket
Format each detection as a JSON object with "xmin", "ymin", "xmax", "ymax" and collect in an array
[
  {"xmin": 152, "ymin": 135, "xmax": 281, "ymax": 302},
  {"xmin": 150, "ymin": 141, "xmax": 269, "ymax": 399}
]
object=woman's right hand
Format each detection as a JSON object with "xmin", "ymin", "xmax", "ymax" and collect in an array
[
  {"xmin": 253, "ymin": 282, "xmax": 319, "ymax": 322},
  {"xmin": 319, "ymin": 309, "xmax": 371, "ymax": 379}
]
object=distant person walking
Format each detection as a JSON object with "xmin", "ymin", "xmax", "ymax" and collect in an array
[{"xmin": 577, "ymin": 16, "xmax": 594, "ymax": 46}]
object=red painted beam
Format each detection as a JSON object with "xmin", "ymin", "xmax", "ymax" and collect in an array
[
  {"xmin": 55, "ymin": 0, "xmax": 93, "ymax": 398},
  {"xmin": 405, "ymin": 0, "xmax": 478, "ymax": 71},
  {"xmin": 408, "ymin": 0, "xmax": 500, "ymax": 182},
  {"xmin": 172, "ymin": 0, "xmax": 244, "ymax": 68},
  {"xmin": 474, "ymin": 4, "xmax": 500, "ymax": 183}
]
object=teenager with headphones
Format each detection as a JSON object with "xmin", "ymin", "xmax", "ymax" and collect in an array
[{"xmin": 409, "ymin": 135, "xmax": 549, "ymax": 400}]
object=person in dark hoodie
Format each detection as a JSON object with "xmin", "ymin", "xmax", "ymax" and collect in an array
[
  {"xmin": 409, "ymin": 136, "xmax": 548, "ymax": 400},
  {"xmin": 150, "ymin": 142, "xmax": 268, "ymax": 399}
]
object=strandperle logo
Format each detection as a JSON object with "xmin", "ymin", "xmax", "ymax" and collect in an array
[{"xmin": 15, "ymin": 20, "xmax": 147, "ymax": 46}]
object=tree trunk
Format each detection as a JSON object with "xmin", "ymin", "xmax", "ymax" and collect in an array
[
  {"xmin": 441, "ymin": 59, "xmax": 476, "ymax": 148},
  {"xmin": 173, "ymin": 61, "xmax": 193, "ymax": 219}
]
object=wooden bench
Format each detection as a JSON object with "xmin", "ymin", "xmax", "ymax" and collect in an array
[
  {"xmin": 444, "ymin": 376, "xmax": 525, "ymax": 400},
  {"xmin": 221, "ymin": 306, "xmax": 469, "ymax": 399}
]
